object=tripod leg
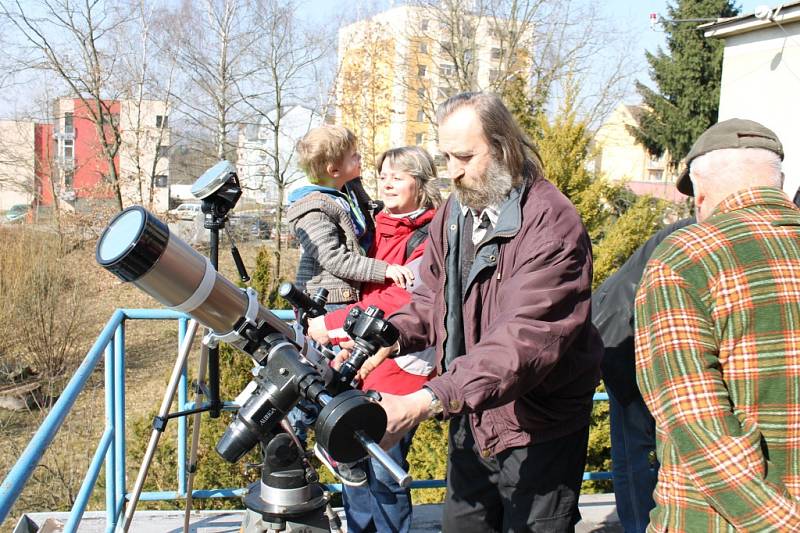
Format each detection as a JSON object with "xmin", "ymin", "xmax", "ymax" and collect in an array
[
  {"xmin": 183, "ymin": 338, "xmax": 210, "ymax": 531},
  {"xmin": 121, "ymin": 319, "xmax": 200, "ymax": 532}
]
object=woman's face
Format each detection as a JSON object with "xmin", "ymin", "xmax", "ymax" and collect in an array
[{"xmin": 379, "ymin": 160, "xmax": 419, "ymax": 214}]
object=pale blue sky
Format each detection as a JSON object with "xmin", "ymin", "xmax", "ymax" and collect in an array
[{"xmin": 298, "ymin": 0, "xmax": 767, "ymax": 103}]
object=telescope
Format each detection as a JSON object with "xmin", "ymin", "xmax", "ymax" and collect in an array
[{"xmin": 96, "ymin": 206, "xmax": 409, "ymax": 531}]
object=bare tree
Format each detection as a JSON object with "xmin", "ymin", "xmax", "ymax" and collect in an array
[
  {"xmin": 336, "ymin": 19, "xmax": 395, "ymax": 194},
  {"xmin": 1, "ymin": 0, "xmax": 134, "ymax": 211},
  {"xmin": 390, "ymin": 0, "xmax": 634, "ymax": 136},
  {"xmin": 235, "ymin": 0, "xmax": 330, "ymax": 280},
  {"xmin": 115, "ymin": 0, "xmax": 174, "ymax": 211},
  {"xmin": 164, "ymin": 0, "xmax": 266, "ymax": 162}
]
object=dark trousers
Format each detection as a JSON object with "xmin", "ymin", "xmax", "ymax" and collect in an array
[
  {"xmin": 442, "ymin": 416, "xmax": 589, "ymax": 533},
  {"xmin": 608, "ymin": 390, "xmax": 658, "ymax": 533}
]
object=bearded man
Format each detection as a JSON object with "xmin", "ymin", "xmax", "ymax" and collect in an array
[{"xmin": 342, "ymin": 92, "xmax": 603, "ymax": 532}]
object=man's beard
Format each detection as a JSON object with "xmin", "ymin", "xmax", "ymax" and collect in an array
[{"xmin": 453, "ymin": 158, "xmax": 514, "ymax": 210}]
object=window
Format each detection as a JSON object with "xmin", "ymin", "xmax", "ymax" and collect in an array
[
  {"xmin": 418, "ymin": 64, "xmax": 427, "ymax": 77},
  {"xmin": 419, "ymin": 42, "xmax": 428, "ymax": 54},
  {"xmin": 437, "ymin": 86, "xmax": 456, "ymax": 99},
  {"xmin": 417, "ymin": 87, "xmax": 426, "ymax": 99},
  {"xmin": 63, "ymin": 138, "xmax": 74, "ymax": 160},
  {"xmin": 64, "ymin": 170, "xmax": 74, "ymax": 189},
  {"xmin": 416, "ymin": 109, "xmax": 425, "ymax": 122},
  {"xmin": 101, "ymin": 113, "xmax": 119, "ymax": 128},
  {"xmin": 155, "ymin": 175, "xmax": 168, "ymax": 188},
  {"xmin": 489, "ymin": 69, "xmax": 500, "ymax": 82},
  {"xmin": 156, "ymin": 115, "xmax": 168, "ymax": 128},
  {"xmin": 421, "ymin": 19, "xmax": 429, "ymax": 31},
  {"xmin": 157, "ymin": 145, "xmax": 170, "ymax": 158},
  {"xmin": 64, "ymin": 112, "xmax": 74, "ymax": 133},
  {"xmin": 439, "ymin": 64, "xmax": 455, "ymax": 77},
  {"xmin": 491, "ymin": 48, "xmax": 502, "ymax": 60},
  {"xmin": 464, "ymin": 49, "xmax": 474, "ymax": 64},
  {"xmin": 648, "ymin": 153, "xmax": 663, "ymax": 167},
  {"xmin": 415, "ymin": 133, "xmax": 424, "ymax": 145},
  {"xmin": 648, "ymin": 169, "xmax": 664, "ymax": 181}
]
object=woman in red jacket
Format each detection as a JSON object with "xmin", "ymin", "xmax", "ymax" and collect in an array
[{"xmin": 308, "ymin": 145, "xmax": 441, "ymax": 533}]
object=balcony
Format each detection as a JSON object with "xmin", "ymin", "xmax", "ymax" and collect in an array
[{"xmin": 52, "ymin": 127, "xmax": 75, "ymax": 141}]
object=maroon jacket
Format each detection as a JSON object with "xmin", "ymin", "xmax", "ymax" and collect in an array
[{"xmin": 389, "ymin": 176, "xmax": 602, "ymax": 456}]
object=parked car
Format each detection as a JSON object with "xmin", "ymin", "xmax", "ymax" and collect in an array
[
  {"xmin": 167, "ymin": 203, "xmax": 202, "ymax": 221},
  {"xmin": 229, "ymin": 213, "xmax": 271, "ymax": 240},
  {"xmin": 4, "ymin": 204, "xmax": 30, "ymax": 224}
]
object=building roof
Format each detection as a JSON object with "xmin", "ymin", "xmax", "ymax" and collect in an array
[{"xmin": 701, "ymin": 1, "xmax": 800, "ymax": 38}]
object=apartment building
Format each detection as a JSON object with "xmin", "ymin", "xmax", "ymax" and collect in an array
[
  {"xmin": 336, "ymin": 4, "xmax": 531, "ymax": 184},
  {"xmin": 236, "ymin": 105, "xmax": 323, "ymax": 206},
  {"xmin": 0, "ymin": 120, "xmax": 47, "ymax": 211},
  {"xmin": 45, "ymin": 97, "xmax": 170, "ymax": 211},
  {"xmin": 593, "ymin": 104, "xmax": 683, "ymax": 203}
]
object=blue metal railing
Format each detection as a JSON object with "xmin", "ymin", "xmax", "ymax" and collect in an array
[{"xmin": 0, "ymin": 309, "xmax": 610, "ymax": 531}]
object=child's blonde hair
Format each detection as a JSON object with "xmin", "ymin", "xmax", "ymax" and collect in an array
[{"xmin": 296, "ymin": 125, "xmax": 357, "ymax": 184}]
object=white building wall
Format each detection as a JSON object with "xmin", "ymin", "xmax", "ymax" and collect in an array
[
  {"xmin": 237, "ymin": 106, "xmax": 322, "ymax": 206},
  {"xmin": 0, "ymin": 120, "xmax": 36, "ymax": 211},
  {"xmin": 118, "ymin": 99, "xmax": 171, "ymax": 212},
  {"xmin": 716, "ymin": 22, "xmax": 800, "ymax": 196}
]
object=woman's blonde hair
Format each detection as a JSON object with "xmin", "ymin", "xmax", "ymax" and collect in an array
[
  {"xmin": 296, "ymin": 125, "xmax": 356, "ymax": 184},
  {"xmin": 377, "ymin": 146, "xmax": 442, "ymax": 210}
]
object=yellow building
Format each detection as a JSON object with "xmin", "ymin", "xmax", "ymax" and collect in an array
[
  {"xmin": 336, "ymin": 5, "xmax": 531, "ymax": 189},
  {"xmin": 593, "ymin": 104, "xmax": 683, "ymax": 203}
]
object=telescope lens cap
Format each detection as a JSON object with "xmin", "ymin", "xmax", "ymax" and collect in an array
[{"xmin": 96, "ymin": 206, "xmax": 169, "ymax": 282}]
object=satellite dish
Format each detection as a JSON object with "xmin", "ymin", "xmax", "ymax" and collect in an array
[{"xmin": 754, "ymin": 5, "xmax": 773, "ymax": 20}]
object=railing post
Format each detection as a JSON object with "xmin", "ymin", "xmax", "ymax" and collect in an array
[
  {"xmin": 0, "ymin": 309, "xmax": 125, "ymax": 525},
  {"xmin": 104, "ymin": 341, "xmax": 116, "ymax": 531},
  {"xmin": 114, "ymin": 321, "xmax": 126, "ymax": 525},
  {"xmin": 177, "ymin": 317, "xmax": 188, "ymax": 496}
]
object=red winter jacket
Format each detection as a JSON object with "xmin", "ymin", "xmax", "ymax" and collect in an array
[{"xmin": 325, "ymin": 208, "xmax": 437, "ymax": 395}]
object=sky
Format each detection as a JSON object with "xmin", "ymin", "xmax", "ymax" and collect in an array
[{"xmin": 298, "ymin": 0, "xmax": 767, "ymax": 104}]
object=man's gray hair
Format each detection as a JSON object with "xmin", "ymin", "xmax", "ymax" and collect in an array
[
  {"xmin": 436, "ymin": 92, "xmax": 543, "ymax": 184},
  {"xmin": 690, "ymin": 147, "xmax": 783, "ymax": 191}
]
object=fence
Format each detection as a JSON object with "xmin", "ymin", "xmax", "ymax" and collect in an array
[{"xmin": 0, "ymin": 308, "xmax": 610, "ymax": 532}]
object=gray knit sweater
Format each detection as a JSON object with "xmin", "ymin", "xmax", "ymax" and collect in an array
[{"xmin": 287, "ymin": 192, "xmax": 388, "ymax": 303}]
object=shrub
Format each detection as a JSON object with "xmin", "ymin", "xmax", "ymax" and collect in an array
[{"xmin": 0, "ymin": 227, "xmax": 86, "ymax": 397}]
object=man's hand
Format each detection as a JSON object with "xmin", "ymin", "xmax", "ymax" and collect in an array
[
  {"xmin": 331, "ymin": 341, "xmax": 398, "ymax": 380},
  {"xmin": 307, "ymin": 315, "xmax": 330, "ymax": 345},
  {"xmin": 379, "ymin": 390, "xmax": 432, "ymax": 449}
]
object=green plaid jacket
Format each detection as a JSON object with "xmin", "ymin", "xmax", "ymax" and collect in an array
[{"xmin": 635, "ymin": 187, "xmax": 800, "ymax": 532}]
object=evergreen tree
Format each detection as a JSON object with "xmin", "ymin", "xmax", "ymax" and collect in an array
[{"xmin": 633, "ymin": 0, "xmax": 739, "ymax": 165}]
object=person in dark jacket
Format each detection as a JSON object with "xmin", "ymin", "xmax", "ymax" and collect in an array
[
  {"xmin": 593, "ymin": 218, "xmax": 694, "ymax": 533},
  {"xmin": 339, "ymin": 92, "xmax": 603, "ymax": 532}
]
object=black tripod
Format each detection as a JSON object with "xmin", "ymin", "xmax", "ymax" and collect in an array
[{"xmin": 183, "ymin": 162, "xmax": 250, "ymax": 527}]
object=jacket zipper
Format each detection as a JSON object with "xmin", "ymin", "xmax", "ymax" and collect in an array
[{"xmin": 438, "ymin": 209, "xmax": 450, "ymax": 375}]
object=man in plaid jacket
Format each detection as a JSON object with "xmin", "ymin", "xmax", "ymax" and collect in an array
[{"xmin": 635, "ymin": 119, "xmax": 800, "ymax": 532}]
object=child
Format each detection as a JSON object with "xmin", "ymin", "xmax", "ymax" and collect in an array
[
  {"xmin": 287, "ymin": 125, "xmax": 413, "ymax": 302},
  {"xmin": 284, "ymin": 125, "xmax": 412, "ymax": 486}
]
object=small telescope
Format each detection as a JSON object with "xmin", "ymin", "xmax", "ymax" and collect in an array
[{"xmin": 96, "ymin": 206, "xmax": 409, "ymax": 528}]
